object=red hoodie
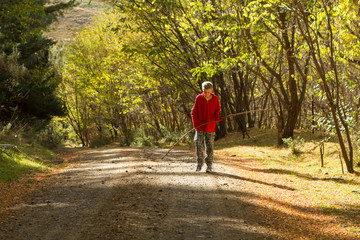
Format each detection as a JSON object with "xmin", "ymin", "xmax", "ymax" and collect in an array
[{"xmin": 191, "ymin": 93, "xmax": 222, "ymax": 132}]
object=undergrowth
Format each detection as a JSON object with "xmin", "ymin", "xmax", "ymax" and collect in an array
[
  {"xmin": 0, "ymin": 151, "xmax": 49, "ymax": 182},
  {"xmin": 0, "ymin": 134, "xmax": 63, "ymax": 182},
  {"xmin": 132, "ymin": 124, "xmax": 193, "ymax": 147}
]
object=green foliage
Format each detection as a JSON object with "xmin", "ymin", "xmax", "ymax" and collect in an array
[
  {"xmin": 53, "ymin": 0, "xmax": 360, "ymax": 173},
  {"xmin": 158, "ymin": 124, "xmax": 192, "ymax": 145},
  {"xmin": 0, "ymin": 0, "xmax": 75, "ymax": 127},
  {"xmin": 0, "ymin": 117, "xmax": 76, "ymax": 182},
  {"xmin": 0, "ymin": 133, "xmax": 65, "ymax": 182},
  {"xmin": 132, "ymin": 128, "xmax": 154, "ymax": 147},
  {"xmin": 0, "ymin": 151, "xmax": 49, "ymax": 182},
  {"xmin": 89, "ymin": 134, "xmax": 112, "ymax": 148},
  {"xmin": 59, "ymin": 12, "xmax": 145, "ymax": 146},
  {"xmin": 35, "ymin": 117, "xmax": 76, "ymax": 148},
  {"xmin": 131, "ymin": 124, "xmax": 193, "ymax": 147},
  {"xmin": 58, "ymin": 9, "xmax": 189, "ymax": 146},
  {"xmin": 283, "ymin": 136, "xmax": 305, "ymax": 155}
]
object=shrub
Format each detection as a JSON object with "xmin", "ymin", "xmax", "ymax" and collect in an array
[
  {"xmin": 132, "ymin": 128, "xmax": 154, "ymax": 147},
  {"xmin": 90, "ymin": 134, "xmax": 112, "ymax": 148},
  {"xmin": 35, "ymin": 118, "xmax": 77, "ymax": 148},
  {"xmin": 283, "ymin": 136, "xmax": 305, "ymax": 155}
]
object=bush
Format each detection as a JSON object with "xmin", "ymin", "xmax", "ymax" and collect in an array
[
  {"xmin": 159, "ymin": 124, "xmax": 193, "ymax": 145},
  {"xmin": 133, "ymin": 128, "xmax": 154, "ymax": 147},
  {"xmin": 283, "ymin": 136, "xmax": 305, "ymax": 155},
  {"xmin": 131, "ymin": 125, "xmax": 193, "ymax": 147},
  {"xmin": 35, "ymin": 118, "xmax": 77, "ymax": 148},
  {"xmin": 90, "ymin": 134, "xmax": 112, "ymax": 148}
]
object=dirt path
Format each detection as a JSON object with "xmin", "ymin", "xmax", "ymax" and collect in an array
[{"xmin": 0, "ymin": 146, "xmax": 274, "ymax": 240}]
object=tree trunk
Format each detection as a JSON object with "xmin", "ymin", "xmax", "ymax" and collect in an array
[
  {"xmin": 294, "ymin": 1, "xmax": 354, "ymax": 172},
  {"xmin": 282, "ymin": 106, "xmax": 300, "ymax": 139},
  {"xmin": 213, "ymin": 72, "xmax": 228, "ymax": 139}
]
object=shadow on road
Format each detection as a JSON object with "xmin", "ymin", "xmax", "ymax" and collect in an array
[{"xmin": 1, "ymin": 147, "xmax": 357, "ymax": 240}]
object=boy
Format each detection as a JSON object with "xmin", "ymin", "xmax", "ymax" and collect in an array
[{"xmin": 191, "ymin": 82, "xmax": 222, "ymax": 173}]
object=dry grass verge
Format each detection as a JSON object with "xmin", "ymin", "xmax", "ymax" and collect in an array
[{"xmin": 215, "ymin": 129, "xmax": 360, "ymax": 239}]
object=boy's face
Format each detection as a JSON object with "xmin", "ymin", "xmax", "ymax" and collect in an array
[{"xmin": 203, "ymin": 88, "xmax": 213, "ymax": 98}]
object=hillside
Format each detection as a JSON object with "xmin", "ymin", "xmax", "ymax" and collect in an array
[{"xmin": 46, "ymin": 0, "xmax": 107, "ymax": 41}]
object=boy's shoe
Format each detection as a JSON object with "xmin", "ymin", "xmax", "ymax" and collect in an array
[
  {"xmin": 196, "ymin": 164, "xmax": 203, "ymax": 171},
  {"xmin": 206, "ymin": 166, "xmax": 212, "ymax": 173}
]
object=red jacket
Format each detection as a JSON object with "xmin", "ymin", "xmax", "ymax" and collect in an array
[{"xmin": 191, "ymin": 93, "xmax": 222, "ymax": 132}]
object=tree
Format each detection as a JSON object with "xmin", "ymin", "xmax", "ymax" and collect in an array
[
  {"xmin": 60, "ymin": 12, "xmax": 187, "ymax": 146},
  {"xmin": 0, "ymin": 0, "xmax": 75, "ymax": 128},
  {"xmin": 234, "ymin": 1, "xmax": 310, "ymax": 144},
  {"xmin": 112, "ymin": 0, "xmax": 261, "ymax": 139},
  {"xmin": 292, "ymin": 0, "xmax": 356, "ymax": 173}
]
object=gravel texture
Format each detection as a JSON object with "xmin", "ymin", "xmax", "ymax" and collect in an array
[{"xmin": 0, "ymin": 146, "xmax": 273, "ymax": 240}]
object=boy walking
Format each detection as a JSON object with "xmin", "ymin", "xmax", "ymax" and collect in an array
[{"xmin": 191, "ymin": 82, "xmax": 222, "ymax": 173}]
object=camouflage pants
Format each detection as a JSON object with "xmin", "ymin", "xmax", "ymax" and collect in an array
[{"xmin": 194, "ymin": 131, "xmax": 215, "ymax": 167}]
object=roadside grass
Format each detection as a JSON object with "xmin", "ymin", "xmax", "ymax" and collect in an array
[
  {"xmin": 0, "ymin": 135, "xmax": 65, "ymax": 182},
  {"xmin": 0, "ymin": 134, "xmax": 67, "ymax": 218},
  {"xmin": 215, "ymin": 128, "xmax": 360, "ymax": 233},
  {"xmin": 0, "ymin": 152, "xmax": 48, "ymax": 182}
]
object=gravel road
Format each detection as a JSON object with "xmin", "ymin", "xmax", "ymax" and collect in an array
[{"xmin": 0, "ymin": 147, "xmax": 274, "ymax": 240}]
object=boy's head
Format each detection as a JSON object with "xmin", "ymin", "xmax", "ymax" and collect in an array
[
  {"xmin": 202, "ymin": 81, "xmax": 213, "ymax": 91},
  {"xmin": 202, "ymin": 82, "xmax": 213, "ymax": 98}
]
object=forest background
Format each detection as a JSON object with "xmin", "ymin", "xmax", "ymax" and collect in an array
[{"xmin": 1, "ymin": 0, "xmax": 360, "ymax": 175}]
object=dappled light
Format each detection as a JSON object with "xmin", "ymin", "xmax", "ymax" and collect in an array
[
  {"xmin": 1, "ymin": 0, "xmax": 360, "ymax": 239},
  {"xmin": 2, "ymin": 146, "xmax": 359, "ymax": 239}
]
